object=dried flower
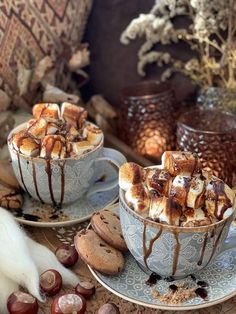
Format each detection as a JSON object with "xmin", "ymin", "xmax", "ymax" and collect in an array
[{"xmin": 121, "ymin": 0, "xmax": 236, "ymax": 90}]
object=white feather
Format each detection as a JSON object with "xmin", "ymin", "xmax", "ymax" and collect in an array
[
  {"xmin": 0, "ymin": 270, "xmax": 18, "ymax": 314},
  {"xmin": 0, "ymin": 208, "xmax": 43, "ymax": 302},
  {"xmin": 26, "ymin": 237, "xmax": 80, "ymax": 287}
]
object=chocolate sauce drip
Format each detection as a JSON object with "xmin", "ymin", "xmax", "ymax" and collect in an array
[
  {"xmin": 206, "ymin": 220, "xmax": 227, "ymax": 266},
  {"xmin": 23, "ymin": 213, "xmax": 40, "ymax": 221},
  {"xmin": 143, "ymin": 226, "xmax": 163, "ymax": 270},
  {"xmin": 195, "ymin": 287, "xmax": 208, "ymax": 299},
  {"xmin": 211, "ymin": 180, "xmax": 232, "ymax": 220},
  {"xmin": 59, "ymin": 161, "xmax": 65, "ymax": 206},
  {"xmin": 145, "ymin": 273, "xmax": 162, "ymax": 286},
  {"xmin": 197, "ymin": 280, "xmax": 209, "ymax": 287},
  {"xmin": 198, "ymin": 232, "xmax": 209, "ymax": 266},
  {"xmin": 189, "ymin": 274, "xmax": 196, "ymax": 281},
  {"xmin": 169, "ymin": 284, "xmax": 178, "ymax": 292},
  {"xmin": 16, "ymin": 152, "xmax": 31, "ymax": 197},
  {"xmin": 32, "ymin": 162, "xmax": 44, "ymax": 204},
  {"xmin": 172, "ymin": 232, "xmax": 180, "ymax": 276},
  {"xmin": 15, "ymin": 210, "xmax": 40, "ymax": 221},
  {"xmin": 45, "ymin": 159, "xmax": 56, "ymax": 208}
]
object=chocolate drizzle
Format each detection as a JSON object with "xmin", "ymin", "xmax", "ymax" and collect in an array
[
  {"xmin": 32, "ymin": 162, "xmax": 44, "ymax": 203},
  {"xmin": 16, "ymin": 152, "xmax": 31, "ymax": 196},
  {"xmin": 211, "ymin": 180, "xmax": 232, "ymax": 220},
  {"xmin": 206, "ymin": 220, "xmax": 227, "ymax": 266},
  {"xmin": 45, "ymin": 159, "xmax": 56, "ymax": 207},
  {"xmin": 198, "ymin": 232, "xmax": 209, "ymax": 266},
  {"xmin": 143, "ymin": 225, "xmax": 163, "ymax": 269},
  {"xmin": 172, "ymin": 232, "xmax": 180, "ymax": 276},
  {"xmin": 145, "ymin": 272, "xmax": 162, "ymax": 286},
  {"xmin": 59, "ymin": 161, "xmax": 66, "ymax": 206}
]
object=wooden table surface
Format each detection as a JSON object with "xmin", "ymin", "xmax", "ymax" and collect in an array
[{"xmin": 27, "ymin": 214, "xmax": 236, "ymax": 314}]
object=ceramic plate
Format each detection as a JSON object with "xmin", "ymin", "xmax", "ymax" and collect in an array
[
  {"xmin": 12, "ymin": 161, "xmax": 118, "ymax": 227},
  {"xmin": 89, "ymin": 208, "xmax": 236, "ymax": 311}
]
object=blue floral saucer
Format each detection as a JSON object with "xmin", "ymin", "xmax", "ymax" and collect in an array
[{"xmin": 89, "ymin": 207, "xmax": 236, "ymax": 311}]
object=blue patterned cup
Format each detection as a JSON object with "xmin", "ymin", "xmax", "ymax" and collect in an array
[
  {"xmin": 119, "ymin": 190, "xmax": 236, "ymax": 278},
  {"xmin": 8, "ymin": 122, "xmax": 126, "ymax": 206}
]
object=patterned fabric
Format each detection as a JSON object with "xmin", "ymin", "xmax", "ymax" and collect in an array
[{"xmin": 0, "ymin": 0, "xmax": 92, "ymax": 108}]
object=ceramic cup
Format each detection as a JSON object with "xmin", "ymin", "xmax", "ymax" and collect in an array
[
  {"xmin": 8, "ymin": 122, "xmax": 126, "ymax": 207},
  {"xmin": 119, "ymin": 190, "xmax": 236, "ymax": 278}
]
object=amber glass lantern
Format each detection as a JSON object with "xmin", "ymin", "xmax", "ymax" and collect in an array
[
  {"xmin": 119, "ymin": 81, "xmax": 176, "ymax": 161},
  {"xmin": 177, "ymin": 109, "xmax": 236, "ymax": 185}
]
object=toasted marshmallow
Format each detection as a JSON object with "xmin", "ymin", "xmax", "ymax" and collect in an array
[
  {"xmin": 146, "ymin": 168, "xmax": 172, "ymax": 196},
  {"xmin": 162, "ymin": 151, "xmax": 200, "ymax": 176},
  {"xmin": 61, "ymin": 102, "xmax": 87, "ymax": 129},
  {"xmin": 83, "ymin": 123, "xmax": 103, "ymax": 146},
  {"xmin": 149, "ymin": 195, "xmax": 182, "ymax": 226},
  {"xmin": 181, "ymin": 208, "xmax": 213, "ymax": 227},
  {"xmin": 27, "ymin": 118, "xmax": 47, "ymax": 139},
  {"xmin": 11, "ymin": 131, "xmax": 40, "ymax": 157},
  {"xmin": 68, "ymin": 140, "xmax": 94, "ymax": 157},
  {"xmin": 186, "ymin": 175, "xmax": 205, "ymax": 209},
  {"xmin": 119, "ymin": 162, "xmax": 144, "ymax": 191},
  {"xmin": 33, "ymin": 103, "xmax": 60, "ymax": 120},
  {"xmin": 205, "ymin": 177, "xmax": 235, "ymax": 220},
  {"xmin": 170, "ymin": 175, "xmax": 192, "ymax": 206},
  {"xmin": 40, "ymin": 135, "xmax": 66, "ymax": 159},
  {"xmin": 27, "ymin": 118, "xmax": 60, "ymax": 139},
  {"xmin": 61, "ymin": 124, "xmax": 81, "ymax": 142},
  {"xmin": 125, "ymin": 184, "xmax": 150, "ymax": 213}
]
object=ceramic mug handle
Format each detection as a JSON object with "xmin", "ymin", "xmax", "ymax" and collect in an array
[{"xmin": 87, "ymin": 148, "xmax": 127, "ymax": 197}]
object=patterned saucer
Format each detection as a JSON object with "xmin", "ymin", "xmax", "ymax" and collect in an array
[
  {"xmin": 12, "ymin": 161, "xmax": 118, "ymax": 227},
  {"xmin": 89, "ymin": 224, "xmax": 236, "ymax": 311}
]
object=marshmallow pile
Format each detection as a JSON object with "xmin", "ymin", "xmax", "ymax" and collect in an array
[
  {"xmin": 119, "ymin": 151, "xmax": 235, "ymax": 227},
  {"xmin": 10, "ymin": 103, "xmax": 103, "ymax": 159}
]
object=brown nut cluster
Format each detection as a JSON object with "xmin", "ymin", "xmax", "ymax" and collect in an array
[
  {"xmin": 119, "ymin": 151, "xmax": 235, "ymax": 227},
  {"xmin": 10, "ymin": 103, "xmax": 103, "ymax": 159}
]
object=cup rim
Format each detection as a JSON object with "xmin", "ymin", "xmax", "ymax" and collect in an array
[
  {"xmin": 121, "ymin": 81, "xmax": 174, "ymax": 100},
  {"xmin": 119, "ymin": 189, "xmax": 234, "ymax": 233},
  {"xmin": 177, "ymin": 108, "xmax": 236, "ymax": 135},
  {"xmin": 7, "ymin": 121, "xmax": 104, "ymax": 163}
]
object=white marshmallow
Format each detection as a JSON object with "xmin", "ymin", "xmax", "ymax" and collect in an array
[{"xmin": 125, "ymin": 184, "xmax": 150, "ymax": 213}]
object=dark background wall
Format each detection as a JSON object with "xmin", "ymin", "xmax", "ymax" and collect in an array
[{"xmin": 82, "ymin": 0, "xmax": 195, "ymax": 107}]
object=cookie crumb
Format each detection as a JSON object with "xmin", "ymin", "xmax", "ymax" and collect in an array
[
  {"xmin": 151, "ymin": 289, "xmax": 160, "ymax": 298},
  {"xmin": 159, "ymin": 287, "xmax": 196, "ymax": 304}
]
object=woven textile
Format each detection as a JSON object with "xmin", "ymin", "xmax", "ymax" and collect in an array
[{"xmin": 0, "ymin": 0, "xmax": 92, "ymax": 108}]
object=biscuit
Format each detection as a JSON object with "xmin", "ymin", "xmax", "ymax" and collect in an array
[
  {"xmin": 74, "ymin": 229, "xmax": 124, "ymax": 275},
  {"xmin": 91, "ymin": 209, "xmax": 128, "ymax": 252},
  {"xmin": 0, "ymin": 184, "xmax": 23, "ymax": 210}
]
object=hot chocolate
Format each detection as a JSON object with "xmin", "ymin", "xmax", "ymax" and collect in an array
[{"xmin": 119, "ymin": 151, "xmax": 235, "ymax": 227}]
